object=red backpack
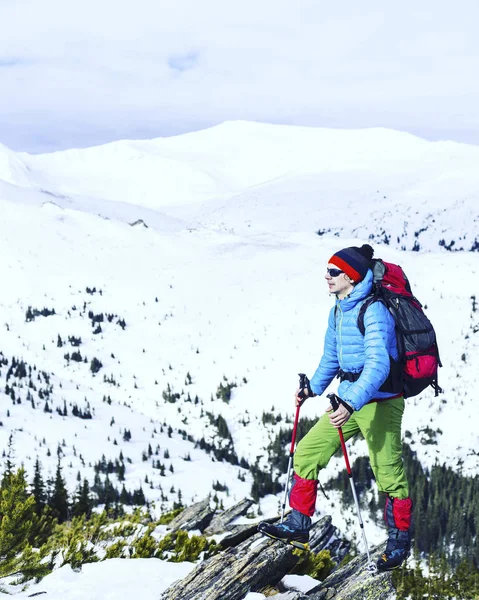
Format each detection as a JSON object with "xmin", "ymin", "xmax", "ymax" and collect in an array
[{"xmin": 357, "ymin": 259, "xmax": 442, "ymax": 398}]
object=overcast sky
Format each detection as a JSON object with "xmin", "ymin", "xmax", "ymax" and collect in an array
[{"xmin": 1, "ymin": 0, "xmax": 479, "ymax": 153}]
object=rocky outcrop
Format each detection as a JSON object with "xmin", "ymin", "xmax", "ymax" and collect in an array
[
  {"xmin": 204, "ymin": 498, "xmax": 254, "ymax": 535},
  {"xmin": 161, "ymin": 498, "xmax": 395, "ymax": 600},
  {"xmin": 167, "ymin": 497, "xmax": 216, "ymax": 533},
  {"xmin": 304, "ymin": 546, "xmax": 394, "ymax": 599},
  {"xmin": 160, "ymin": 529, "xmax": 298, "ymax": 600},
  {"xmin": 307, "ymin": 514, "xmax": 350, "ymax": 560}
]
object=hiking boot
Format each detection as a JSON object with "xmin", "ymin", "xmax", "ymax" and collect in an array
[
  {"xmin": 377, "ymin": 528, "xmax": 411, "ymax": 571},
  {"xmin": 258, "ymin": 509, "xmax": 311, "ymax": 548}
]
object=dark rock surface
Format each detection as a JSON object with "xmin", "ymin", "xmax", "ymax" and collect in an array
[
  {"xmin": 167, "ymin": 497, "xmax": 216, "ymax": 533},
  {"xmin": 160, "ymin": 530, "xmax": 299, "ymax": 600},
  {"xmin": 204, "ymin": 498, "xmax": 254, "ymax": 535},
  {"xmin": 161, "ymin": 498, "xmax": 395, "ymax": 600},
  {"xmin": 308, "ymin": 544, "xmax": 395, "ymax": 599}
]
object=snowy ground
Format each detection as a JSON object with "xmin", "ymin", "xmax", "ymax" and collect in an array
[
  {"xmin": 0, "ymin": 558, "xmax": 318, "ymax": 600},
  {"xmin": 1, "ymin": 559, "xmax": 192, "ymax": 599},
  {"xmin": 0, "ymin": 121, "xmax": 478, "ymax": 597},
  {"xmin": 2, "ymin": 558, "xmax": 320, "ymax": 599}
]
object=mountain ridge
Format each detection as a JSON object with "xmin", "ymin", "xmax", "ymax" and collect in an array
[
  {"xmin": 0, "ymin": 122, "xmax": 478, "ymax": 596},
  {"xmin": 1, "ymin": 121, "xmax": 477, "ymax": 252}
]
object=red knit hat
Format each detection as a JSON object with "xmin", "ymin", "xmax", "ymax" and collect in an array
[{"xmin": 329, "ymin": 244, "xmax": 374, "ymax": 282}]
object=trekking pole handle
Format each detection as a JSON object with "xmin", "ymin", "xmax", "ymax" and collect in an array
[
  {"xmin": 297, "ymin": 373, "xmax": 311, "ymax": 405},
  {"xmin": 328, "ymin": 393, "xmax": 339, "ymax": 412}
]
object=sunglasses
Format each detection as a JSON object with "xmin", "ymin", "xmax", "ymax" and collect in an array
[{"xmin": 326, "ymin": 268, "xmax": 344, "ymax": 277}]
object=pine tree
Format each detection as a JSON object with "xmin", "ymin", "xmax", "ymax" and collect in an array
[
  {"xmin": 72, "ymin": 479, "xmax": 93, "ymax": 518},
  {"xmin": 32, "ymin": 458, "xmax": 46, "ymax": 515},
  {"xmin": 120, "ymin": 484, "xmax": 131, "ymax": 505},
  {"xmin": 101, "ymin": 475, "xmax": 119, "ymax": 509},
  {"xmin": 451, "ymin": 560, "xmax": 479, "ymax": 599},
  {"xmin": 49, "ymin": 460, "xmax": 69, "ymax": 523},
  {"xmin": 0, "ymin": 468, "xmax": 32, "ymax": 557},
  {"xmin": 3, "ymin": 434, "xmax": 15, "ymax": 479},
  {"xmin": 0, "ymin": 468, "xmax": 51, "ymax": 582},
  {"xmin": 132, "ymin": 487, "xmax": 146, "ymax": 506}
]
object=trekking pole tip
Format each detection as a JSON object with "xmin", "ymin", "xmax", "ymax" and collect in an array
[{"xmin": 367, "ymin": 562, "xmax": 378, "ymax": 575}]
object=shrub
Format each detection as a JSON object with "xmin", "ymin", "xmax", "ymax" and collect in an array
[
  {"xmin": 90, "ymin": 358, "xmax": 103, "ymax": 375},
  {"xmin": 158, "ymin": 507, "xmax": 184, "ymax": 525},
  {"xmin": 216, "ymin": 380, "xmax": 237, "ymax": 403},
  {"xmin": 291, "ymin": 548, "xmax": 334, "ymax": 580}
]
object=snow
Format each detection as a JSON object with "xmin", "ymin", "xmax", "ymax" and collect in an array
[
  {"xmin": 282, "ymin": 573, "xmax": 320, "ymax": 593},
  {"xmin": 8, "ymin": 561, "xmax": 322, "ymax": 600},
  {"xmin": 0, "ymin": 120, "xmax": 478, "ymax": 598},
  {"xmin": 7, "ymin": 559, "xmax": 195, "ymax": 599},
  {"xmin": 242, "ymin": 573, "xmax": 321, "ymax": 600}
]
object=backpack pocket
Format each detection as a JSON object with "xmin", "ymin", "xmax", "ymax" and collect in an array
[
  {"xmin": 403, "ymin": 347, "xmax": 441, "ymax": 397},
  {"xmin": 404, "ymin": 351, "xmax": 438, "ymax": 379}
]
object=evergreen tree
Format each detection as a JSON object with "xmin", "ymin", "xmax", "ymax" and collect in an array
[
  {"xmin": 132, "ymin": 487, "xmax": 146, "ymax": 506},
  {"xmin": 451, "ymin": 560, "xmax": 479, "ymax": 598},
  {"xmin": 0, "ymin": 468, "xmax": 51, "ymax": 582},
  {"xmin": 49, "ymin": 460, "xmax": 69, "ymax": 523},
  {"xmin": 0, "ymin": 468, "xmax": 32, "ymax": 555},
  {"xmin": 32, "ymin": 458, "xmax": 47, "ymax": 515},
  {"xmin": 2, "ymin": 434, "xmax": 15, "ymax": 479},
  {"xmin": 72, "ymin": 479, "xmax": 93, "ymax": 519},
  {"xmin": 120, "ymin": 484, "xmax": 131, "ymax": 505},
  {"xmin": 103, "ymin": 475, "xmax": 119, "ymax": 509}
]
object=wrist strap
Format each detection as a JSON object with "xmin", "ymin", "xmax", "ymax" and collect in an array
[
  {"xmin": 339, "ymin": 398, "xmax": 354, "ymax": 414},
  {"xmin": 327, "ymin": 393, "xmax": 354, "ymax": 414}
]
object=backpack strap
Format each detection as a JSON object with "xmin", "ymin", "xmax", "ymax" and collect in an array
[
  {"xmin": 357, "ymin": 295, "xmax": 381, "ymax": 336},
  {"xmin": 336, "ymin": 294, "xmax": 403, "ymax": 394}
]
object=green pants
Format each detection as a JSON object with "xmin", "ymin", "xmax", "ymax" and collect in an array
[{"xmin": 294, "ymin": 397, "xmax": 409, "ymax": 499}]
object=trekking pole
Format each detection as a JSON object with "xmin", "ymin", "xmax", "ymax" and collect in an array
[
  {"xmin": 327, "ymin": 393, "xmax": 377, "ymax": 573},
  {"xmin": 280, "ymin": 373, "xmax": 308, "ymax": 523}
]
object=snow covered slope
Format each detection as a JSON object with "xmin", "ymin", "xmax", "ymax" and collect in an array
[
  {"xmin": 2, "ymin": 121, "xmax": 478, "ymax": 251},
  {"xmin": 0, "ymin": 121, "xmax": 478, "ymax": 527}
]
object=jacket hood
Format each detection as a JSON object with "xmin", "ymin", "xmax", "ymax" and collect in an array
[{"xmin": 336, "ymin": 269, "xmax": 373, "ymax": 312}]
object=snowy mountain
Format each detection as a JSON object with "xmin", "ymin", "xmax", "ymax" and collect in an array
[
  {"xmin": 7, "ymin": 121, "xmax": 479, "ymax": 251},
  {"xmin": 1, "ymin": 121, "xmax": 478, "ymax": 563}
]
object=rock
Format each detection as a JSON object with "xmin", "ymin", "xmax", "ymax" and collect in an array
[
  {"xmin": 251, "ymin": 514, "xmax": 350, "ymax": 565},
  {"xmin": 218, "ymin": 523, "xmax": 260, "ymax": 549},
  {"xmin": 129, "ymin": 219, "xmax": 148, "ymax": 228},
  {"xmin": 161, "ymin": 497, "xmax": 393, "ymax": 600},
  {"xmin": 204, "ymin": 498, "xmax": 255, "ymax": 535},
  {"xmin": 160, "ymin": 530, "xmax": 299, "ymax": 600},
  {"xmin": 167, "ymin": 498, "xmax": 216, "ymax": 533},
  {"xmin": 308, "ymin": 544, "xmax": 395, "ymax": 600},
  {"xmin": 308, "ymin": 515, "xmax": 350, "ymax": 563}
]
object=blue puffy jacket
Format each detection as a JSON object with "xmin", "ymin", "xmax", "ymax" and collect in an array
[{"xmin": 310, "ymin": 269, "xmax": 399, "ymax": 411}]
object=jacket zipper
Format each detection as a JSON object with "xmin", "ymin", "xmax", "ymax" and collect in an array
[{"xmin": 337, "ymin": 303, "xmax": 343, "ymax": 362}]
